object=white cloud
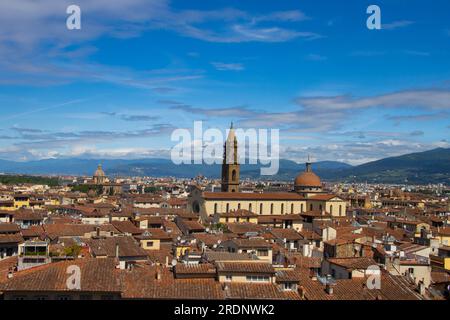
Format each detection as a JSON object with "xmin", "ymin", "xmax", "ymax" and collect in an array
[
  {"xmin": 382, "ymin": 20, "xmax": 414, "ymax": 30},
  {"xmin": 211, "ymin": 62, "xmax": 244, "ymax": 71}
]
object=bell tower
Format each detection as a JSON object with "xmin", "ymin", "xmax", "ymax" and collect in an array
[{"xmin": 221, "ymin": 122, "xmax": 240, "ymax": 192}]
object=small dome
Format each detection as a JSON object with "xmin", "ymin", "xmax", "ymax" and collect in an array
[
  {"xmin": 294, "ymin": 171, "xmax": 322, "ymax": 188},
  {"xmin": 94, "ymin": 164, "xmax": 105, "ymax": 177}
]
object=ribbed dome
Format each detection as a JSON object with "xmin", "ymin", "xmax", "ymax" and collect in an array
[{"xmin": 294, "ymin": 171, "xmax": 322, "ymax": 187}]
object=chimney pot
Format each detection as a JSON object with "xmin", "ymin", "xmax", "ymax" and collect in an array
[{"xmin": 325, "ymin": 283, "xmax": 334, "ymax": 295}]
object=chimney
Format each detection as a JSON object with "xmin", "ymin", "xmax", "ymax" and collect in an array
[
  {"xmin": 298, "ymin": 286, "xmax": 306, "ymax": 299},
  {"xmin": 155, "ymin": 266, "xmax": 162, "ymax": 280},
  {"xmin": 325, "ymin": 283, "xmax": 334, "ymax": 295}
]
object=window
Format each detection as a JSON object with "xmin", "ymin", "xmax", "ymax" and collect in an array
[
  {"xmin": 258, "ymin": 250, "xmax": 269, "ymax": 256},
  {"xmin": 249, "ymin": 203, "xmax": 252, "ymax": 212},
  {"xmin": 34, "ymin": 295, "xmax": 48, "ymax": 300},
  {"xmin": 57, "ymin": 295, "xmax": 71, "ymax": 300},
  {"xmin": 282, "ymin": 283, "xmax": 296, "ymax": 291},
  {"xmin": 319, "ymin": 204, "xmax": 322, "ymax": 211},
  {"xmin": 291, "ymin": 203, "xmax": 294, "ymax": 214},
  {"xmin": 225, "ymin": 275, "xmax": 232, "ymax": 281},
  {"xmin": 301, "ymin": 204, "xmax": 304, "ymax": 212},
  {"xmin": 281, "ymin": 204, "xmax": 284, "ymax": 214},
  {"xmin": 270, "ymin": 203, "xmax": 274, "ymax": 215},
  {"xmin": 238, "ymin": 203, "xmax": 241, "ymax": 209},
  {"xmin": 339, "ymin": 205, "xmax": 342, "ymax": 215},
  {"xmin": 214, "ymin": 203, "xmax": 218, "ymax": 214},
  {"xmin": 226, "ymin": 203, "xmax": 229, "ymax": 213},
  {"xmin": 408, "ymin": 268, "xmax": 414, "ymax": 274},
  {"xmin": 310, "ymin": 204, "xmax": 313, "ymax": 211},
  {"xmin": 330, "ymin": 205, "xmax": 333, "ymax": 214},
  {"xmin": 246, "ymin": 275, "xmax": 270, "ymax": 282},
  {"xmin": 232, "ymin": 170, "xmax": 237, "ymax": 181},
  {"xmin": 259, "ymin": 203, "xmax": 263, "ymax": 215},
  {"xmin": 147, "ymin": 241, "xmax": 154, "ymax": 247}
]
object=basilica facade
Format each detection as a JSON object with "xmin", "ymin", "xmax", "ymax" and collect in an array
[{"xmin": 188, "ymin": 125, "xmax": 347, "ymax": 221}]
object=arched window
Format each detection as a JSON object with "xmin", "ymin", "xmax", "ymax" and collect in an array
[
  {"xmin": 214, "ymin": 203, "xmax": 218, "ymax": 214},
  {"xmin": 260, "ymin": 203, "xmax": 263, "ymax": 215},
  {"xmin": 270, "ymin": 203, "xmax": 274, "ymax": 215},
  {"xmin": 291, "ymin": 203, "xmax": 294, "ymax": 214},
  {"xmin": 232, "ymin": 169, "xmax": 237, "ymax": 181},
  {"xmin": 281, "ymin": 203, "xmax": 284, "ymax": 214}
]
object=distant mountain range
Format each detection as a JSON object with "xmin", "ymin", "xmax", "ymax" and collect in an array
[{"xmin": 0, "ymin": 148, "xmax": 449, "ymax": 184}]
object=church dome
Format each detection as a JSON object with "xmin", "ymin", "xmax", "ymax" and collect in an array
[
  {"xmin": 94, "ymin": 164, "xmax": 105, "ymax": 177},
  {"xmin": 294, "ymin": 171, "xmax": 322, "ymax": 187},
  {"xmin": 294, "ymin": 160, "xmax": 322, "ymax": 189}
]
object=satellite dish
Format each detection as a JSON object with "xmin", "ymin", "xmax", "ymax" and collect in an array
[{"xmin": 171, "ymin": 259, "xmax": 177, "ymax": 266}]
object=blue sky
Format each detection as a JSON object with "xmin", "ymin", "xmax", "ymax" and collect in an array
[{"xmin": 0, "ymin": 0, "xmax": 449, "ymax": 164}]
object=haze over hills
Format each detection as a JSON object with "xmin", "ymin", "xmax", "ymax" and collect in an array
[{"xmin": 0, "ymin": 148, "xmax": 449, "ymax": 184}]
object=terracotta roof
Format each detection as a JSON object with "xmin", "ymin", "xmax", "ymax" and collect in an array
[
  {"xmin": 111, "ymin": 220, "xmax": 143, "ymax": 235},
  {"xmin": 203, "ymin": 192, "xmax": 305, "ymax": 201},
  {"xmin": 431, "ymin": 271, "xmax": 450, "ymax": 284},
  {"xmin": 270, "ymin": 228, "xmax": 302, "ymax": 241},
  {"xmin": 308, "ymin": 194, "xmax": 341, "ymax": 201},
  {"xmin": 298, "ymin": 272, "xmax": 422, "ymax": 300},
  {"xmin": 226, "ymin": 283, "xmax": 300, "ymax": 300},
  {"xmin": 87, "ymin": 236, "xmax": 148, "ymax": 259},
  {"xmin": 327, "ymin": 257, "xmax": 377, "ymax": 270},
  {"xmin": 0, "ymin": 258, "xmax": 122, "ymax": 293},
  {"xmin": 0, "ymin": 256, "xmax": 18, "ymax": 284},
  {"xmin": 12, "ymin": 209, "xmax": 45, "ymax": 221},
  {"xmin": 174, "ymin": 263, "xmax": 216, "ymax": 276},
  {"xmin": 216, "ymin": 262, "xmax": 275, "ymax": 274},
  {"xmin": 43, "ymin": 224, "xmax": 118, "ymax": 239},
  {"xmin": 122, "ymin": 265, "xmax": 224, "ymax": 299},
  {"xmin": 135, "ymin": 228, "xmax": 172, "ymax": 241},
  {"xmin": 220, "ymin": 209, "xmax": 257, "ymax": 218},
  {"xmin": 21, "ymin": 225, "xmax": 45, "ymax": 238},
  {"xmin": 0, "ymin": 233, "xmax": 24, "ymax": 244},
  {"xmin": 203, "ymin": 251, "xmax": 258, "ymax": 262},
  {"xmin": 230, "ymin": 238, "xmax": 271, "ymax": 248},
  {"xmin": 226, "ymin": 223, "xmax": 264, "ymax": 235},
  {"xmin": 0, "ymin": 223, "xmax": 20, "ymax": 234}
]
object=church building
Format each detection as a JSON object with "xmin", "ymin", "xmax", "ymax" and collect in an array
[{"xmin": 188, "ymin": 124, "xmax": 347, "ymax": 221}]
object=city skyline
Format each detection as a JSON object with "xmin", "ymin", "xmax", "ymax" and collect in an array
[{"xmin": 0, "ymin": 0, "xmax": 449, "ymax": 165}]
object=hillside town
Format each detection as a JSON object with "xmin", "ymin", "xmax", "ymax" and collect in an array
[{"xmin": 0, "ymin": 127, "xmax": 449, "ymax": 300}]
